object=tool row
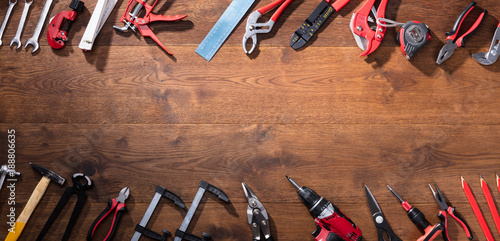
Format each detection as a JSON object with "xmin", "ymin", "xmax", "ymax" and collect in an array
[
  {"xmin": 2, "ymin": 163, "xmax": 500, "ymax": 241},
  {"xmin": 0, "ymin": 0, "xmax": 499, "ymax": 65}
]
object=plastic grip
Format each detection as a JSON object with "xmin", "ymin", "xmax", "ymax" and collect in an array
[
  {"xmin": 448, "ymin": 207, "xmax": 473, "ymax": 239},
  {"xmin": 331, "ymin": 0, "xmax": 350, "ymax": 11},
  {"xmin": 456, "ymin": 10, "xmax": 486, "ymax": 47},
  {"xmin": 257, "ymin": 0, "xmax": 285, "ymax": 15},
  {"xmin": 104, "ymin": 203, "xmax": 126, "ymax": 241},
  {"xmin": 87, "ymin": 199, "xmax": 117, "ymax": 240},
  {"xmin": 270, "ymin": 0, "xmax": 293, "ymax": 22},
  {"xmin": 446, "ymin": 2, "xmax": 476, "ymax": 40}
]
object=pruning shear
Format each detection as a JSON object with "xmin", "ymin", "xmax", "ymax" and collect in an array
[
  {"xmin": 87, "ymin": 187, "xmax": 130, "ymax": 241},
  {"xmin": 365, "ymin": 185, "xmax": 402, "ymax": 241},
  {"xmin": 243, "ymin": 0, "xmax": 293, "ymax": 54},
  {"xmin": 242, "ymin": 182, "xmax": 274, "ymax": 241},
  {"xmin": 113, "ymin": 0, "xmax": 187, "ymax": 55},
  {"xmin": 436, "ymin": 2, "xmax": 487, "ymax": 65},
  {"xmin": 350, "ymin": 0, "xmax": 389, "ymax": 56},
  {"xmin": 429, "ymin": 183, "xmax": 473, "ymax": 241}
]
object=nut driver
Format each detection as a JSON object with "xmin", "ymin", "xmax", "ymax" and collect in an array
[
  {"xmin": 174, "ymin": 180, "xmax": 230, "ymax": 241},
  {"xmin": 131, "ymin": 185, "xmax": 186, "ymax": 241}
]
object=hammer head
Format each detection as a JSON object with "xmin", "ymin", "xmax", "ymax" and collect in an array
[{"xmin": 30, "ymin": 162, "xmax": 65, "ymax": 185}]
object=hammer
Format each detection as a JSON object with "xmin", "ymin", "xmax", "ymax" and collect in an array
[{"xmin": 5, "ymin": 163, "xmax": 65, "ymax": 241}]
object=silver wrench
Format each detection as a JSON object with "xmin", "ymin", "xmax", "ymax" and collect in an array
[
  {"xmin": 0, "ymin": 0, "xmax": 17, "ymax": 46},
  {"xmin": 25, "ymin": 0, "xmax": 53, "ymax": 53},
  {"xmin": 10, "ymin": 0, "xmax": 32, "ymax": 49}
]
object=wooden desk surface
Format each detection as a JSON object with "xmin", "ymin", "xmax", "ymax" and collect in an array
[{"xmin": 0, "ymin": 0, "xmax": 499, "ymax": 240}]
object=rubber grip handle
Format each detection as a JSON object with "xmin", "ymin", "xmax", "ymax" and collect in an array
[
  {"xmin": 103, "ymin": 203, "xmax": 126, "ymax": 241},
  {"xmin": 446, "ymin": 2, "xmax": 476, "ymax": 40},
  {"xmin": 437, "ymin": 211, "xmax": 450, "ymax": 241},
  {"xmin": 87, "ymin": 199, "xmax": 117, "ymax": 240},
  {"xmin": 448, "ymin": 207, "xmax": 473, "ymax": 239},
  {"xmin": 270, "ymin": 0, "xmax": 293, "ymax": 22},
  {"xmin": 258, "ymin": 0, "xmax": 284, "ymax": 15},
  {"xmin": 456, "ymin": 9, "xmax": 486, "ymax": 47},
  {"xmin": 331, "ymin": 0, "xmax": 349, "ymax": 11}
]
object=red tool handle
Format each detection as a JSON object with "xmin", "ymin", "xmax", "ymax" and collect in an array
[
  {"xmin": 87, "ymin": 199, "xmax": 126, "ymax": 241},
  {"xmin": 481, "ymin": 177, "xmax": 500, "ymax": 236},
  {"xmin": 446, "ymin": 2, "xmax": 476, "ymax": 41},
  {"xmin": 270, "ymin": 0, "xmax": 293, "ymax": 22},
  {"xmin": 456, "ymin": 9, "xmax": 486, "ymax": 47},
  {"xmin": 447, "ymin": 207, "xmax": 473, "ymax": 239},
  {"xmin": 143, "ymin": 13, "xmax": 187, "ymax": 23},
  {"xmin": 462, "ymin": 177, "xmax": 494, "ymax": 241},
  {"xmin": 257, "ymin": 0, "xmax": 285, "ymax": 15},
  {"xmin": 331, "ymin": 0, "xmax": 349, "ymax": 11},
  {"xmin": 417, "ymin": 223, "xmax": 443, "ymax": 241}
]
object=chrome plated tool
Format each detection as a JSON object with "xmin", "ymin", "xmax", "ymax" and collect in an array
[
  {"xmin": 0, "ymin": 165, "xmax": 20, "ymax": 192},
  {"xmin": 10, "ymin": 0, "xmax": 32, "ymax": 50},
  {"xmin": 25, "ymin": 0, "xmax": 54, "ymax": 53},
  {"xmin": 0, "ymin": 0, "xmax": 17, "ymax": 46},
  {"xmin": 242, "ymin": 182, "xmax": 273, "ymax": 241},
  {"xmin": 472, "ymin": 22, "xmax": 500, "ymax": 65}
]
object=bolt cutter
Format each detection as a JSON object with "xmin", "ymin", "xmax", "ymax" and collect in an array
[{"xmin": 243, "ymin": 0, "xmax": 293, "ymax": 54}]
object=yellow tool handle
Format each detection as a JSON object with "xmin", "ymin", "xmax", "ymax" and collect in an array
[{"xmin": 5, "ymin": 177, "xmax": 51, "ymax": 241}]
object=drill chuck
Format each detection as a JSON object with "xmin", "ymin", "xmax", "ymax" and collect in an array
[{"xmin": 287, "ymin": 176, "xmax": 332, "ymax": 218}]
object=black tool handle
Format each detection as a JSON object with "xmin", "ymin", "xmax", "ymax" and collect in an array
[
  {"xmin": 104, "ymin": 203, "xmax": 126, "ymax": 241},
  {"xmin": 446, "ymin": 207, "xmax": 473, "ymax": 240},
  {"xmin": 374, "ymin": 214, "xmax": 402, "ymax": 241},
  {"xmin": 408, "ymin": 207, "xmax": 431, "ymax": 232},
  {"xmin": 87, "ymin": 199, "xmax": 118, "ymax": 240},
  {"xmin": 36, "ymin": 187, "xmax": 74, "ymax": 241},
  {"xmin": 446, "ymin": 2, "xmax": 476, "ymax": 38},
  {"xmin": 456, "ymin": 9, "xmax": 487, "ymax": 47},
  {"xmin": 62, "ymin": 191, "xmax": 87, "ymax": 241}
]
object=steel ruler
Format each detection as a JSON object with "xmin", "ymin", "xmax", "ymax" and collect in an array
[{"xmin": 195, "ymin": 0, "xmax": 255, "ymax": 61}]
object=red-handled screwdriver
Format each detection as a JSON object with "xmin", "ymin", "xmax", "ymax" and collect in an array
[{"xmin": 387, "ymin": 185, "xmax": 444, "ymax": 241}]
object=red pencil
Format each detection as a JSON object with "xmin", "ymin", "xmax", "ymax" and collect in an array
[
  {"xmin": 462, "ymin": 176, "xmax": 494, "ymax": 241},
  {"xmin": 481, "ymin": 175, "xmax": 500, "ymax": 236}
]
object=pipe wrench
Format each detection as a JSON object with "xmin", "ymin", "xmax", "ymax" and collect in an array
[
  {"xmin": 114, "ymin": 0, "xmax": 187, "ymax": 55},
  {"xmin": 350, "ymin": 0, "xmax": 389, "ymax": 56}
]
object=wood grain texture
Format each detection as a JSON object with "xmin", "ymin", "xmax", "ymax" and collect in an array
[{"xmin": 0, "ymin": 0, "xmax": 500, "ymax": 240}]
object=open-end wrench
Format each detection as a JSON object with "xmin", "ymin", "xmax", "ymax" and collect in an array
[
  {"xmin": 0, "ymin": 0, "xmax": 17, "ymax": 46},
  {"xmin": 10, "ymin": 0, "xmax": 32, "ymax": 49},
  {"xmin": 25, "ymin": 0, "xmax": 53, "ymax": 53}
]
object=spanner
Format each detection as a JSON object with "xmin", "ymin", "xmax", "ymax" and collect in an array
[
  {"xmin": 10, "ymin": 0, "xmax": 32, "ymax": 50},
  {"xmin": 0, "ymin": 0, "xmax": 17, "ymax": 46},
  {"xmin": 25, "ymin": 0, "xmax": 53, "ymax": 53}
]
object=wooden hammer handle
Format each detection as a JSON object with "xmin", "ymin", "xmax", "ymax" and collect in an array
[{"xmin": 5, "ymin": 176, "xmax": 51, "ymax": 241}]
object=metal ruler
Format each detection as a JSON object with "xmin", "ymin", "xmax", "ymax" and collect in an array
[{"xmin": 195, "ymin": 0, "xmax": 255, "ymax": 61}]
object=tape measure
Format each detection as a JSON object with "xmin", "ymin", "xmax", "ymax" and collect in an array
[
  {"xmin": 397, "ymin": 21, "xmax": 430, "ymax": 60},
  {"xmin": 195, "ymin": 0, "xmax": 255, "ymax": 61}
]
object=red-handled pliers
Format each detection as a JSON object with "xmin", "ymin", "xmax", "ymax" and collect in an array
[
  {"xmin": 430, "ymin": 183, "xmax": 473, "ymax": 241},
  {"xmin": 436, "ymin": 1, "xmax": 487, "ymax": 64},
  {"xmin": 243, "ymin": 0, "xmax": 294, "ymax": 54},
  {"xmin": 87, "ymin": 187, "xmax": 130, "ymax": 241}
]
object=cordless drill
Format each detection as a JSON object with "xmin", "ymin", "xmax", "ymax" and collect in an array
[
  {"xmin": 287, "ymin": 176, "xmax": 362, "ymax": 241},
  {"xmin": 387, "ymin": 185, "xmax": 444, "ymax": 241}
]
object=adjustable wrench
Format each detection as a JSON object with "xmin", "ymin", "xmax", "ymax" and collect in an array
[
  {"xmin": 0, "ymin": 0, "xmax": 17, "ymax": 46},
  {"xmin": 10, "ymin": 0, "xmax": 32, "ymax": 49},
  {"xmin": 25, "ymin": 0, "xmax": 53, "ymax": 53}
]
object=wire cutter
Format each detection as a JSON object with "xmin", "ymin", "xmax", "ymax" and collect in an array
[
  {"xmin": 365, "ymin": 185, "xmax": 402, "ymax": 241},
  {"xmin": 37, "ymin": 173, "xmax": 93, "ymax": 241},
  {"xmin": 113, "ymin": 0, "xmax": 187, "ymax": 55},
  {"xmin": 87, "ymin": 187, "xmax": 130, "ymax": 241},
  {"xmin": 242, "ymin": 0, "xmax": 293, "ymax": 54},
  {"xmin": 436, "ymin": 2, "xmax": 487, "ymax": 65},
  {"xmin": 429, "ymin": 183, "xmax": 472, "ymax": 241},
  {"xmin": 242, "ymin": 182, "xmax": 274, "ymax": 241}
]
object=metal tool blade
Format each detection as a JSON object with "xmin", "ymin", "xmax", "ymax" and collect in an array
[
  {"xmin": 365, "ymin": 185, "xmax": 382, "ymax": 215},
  {"xmin": 350, "ymin": 14, "xmax": 368, "ymax": 51},
  {"xmin": 289, "ymin": 1, "xmax": 335, "ymax": 50},
  {"xmin": 436, "ymin": 40, "xmax": 457, "ymax": 65},
  {"xmin": 473, "ymin": 26, "xmax": 500, "ymax": 65}
]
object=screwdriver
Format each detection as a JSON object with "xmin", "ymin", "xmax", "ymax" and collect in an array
[{"xmin": 387, "ymin": 185, "xmax": 444, "ymax": 241}]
